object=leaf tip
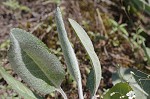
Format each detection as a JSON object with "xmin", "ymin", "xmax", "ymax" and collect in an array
[
  {"xmin": 68, "ymin": 18, "xmax": 71, "ymax": 22},
  {"xmin": 55, "ymin": 7, "xmax": 61, "ymax": 16},
  {"xmin": 56, "ymin": 6, "xmax": 60, "ymax": 12},
  {"xmin": 10, "ymin": 28, "xmax": 19, "ymax": 33},
  {"xmin": 68, "ymin": 18, "xmax": 75, "ymax": 23}
]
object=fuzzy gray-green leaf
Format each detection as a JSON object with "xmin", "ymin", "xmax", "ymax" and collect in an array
[
  {"xmin": 55, "ymin": 8, "xmax": 84, "ymax": 99},
  {"xmin": 8, "ymin": 28, "xmax": 65, "ymax": 94},
  {"xmin": 55, "ymin": 7, "xmax": 81, "ymax": 82},
  {"xmin": 0, "ymin": 66, "xmax": 36, "ymax": 99},
  {"xmin": 69, "ymin": 19, "xmax": 102, "ymax": 97}
]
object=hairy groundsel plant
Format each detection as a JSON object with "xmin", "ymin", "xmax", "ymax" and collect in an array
[
  {"xmin": 0, "ymin": 7, "xmax": 102, "ymax": 99},
  {"xmin": 1, "ymin": 7, "xmax": 149, "ymax": 99}
]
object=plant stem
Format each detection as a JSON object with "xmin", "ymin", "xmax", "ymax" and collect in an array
[
  {"xmin": 57, "ymin": 87, "xmax": 68, "ymax": 99},
  {"xmin": 77, "ymin": 80, "xmax": 84, "ymax": 99}
]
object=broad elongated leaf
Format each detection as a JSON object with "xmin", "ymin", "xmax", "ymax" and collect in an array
[
  {"xmin": 69, "ymin": 19, "xmax": 102, "ymax": 97},
  {"xmin": 8, "ymin": 28, "xmax": 65, "ymax": 95},
  {"xmin": 0, "ymin": 66, "xmax": 36, "ymax": 99},
  {"xmin": 55, "ymin": 8, "xmax": 82, "ymax": 84},
  {"xmin": 103, "ymin": 82, "xmax": 133, "ymax": 99},
  {"xmin": 55, "ymin": 7, "xmax": 83, "ymax": 99}
]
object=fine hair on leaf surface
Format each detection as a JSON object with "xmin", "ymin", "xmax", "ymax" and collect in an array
[
  {"xmin": 69, "ymin": 18, "xmax": 102, "ymax": 98},
  {"xmin": 4, "ymin": 6, "xmax": 104, "ymax": 99},
  {"xmin": 8, "ymin": 28, "xmax": 65, "ymax": 95},
  {"xmin": 55, "ymin": 7, "xmax": 83, "ymax": 99}
]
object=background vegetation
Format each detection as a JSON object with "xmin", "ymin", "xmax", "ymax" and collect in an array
[{"xmin": 0, "ymin": 0, "xmax": 150, "ymax": 98}]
